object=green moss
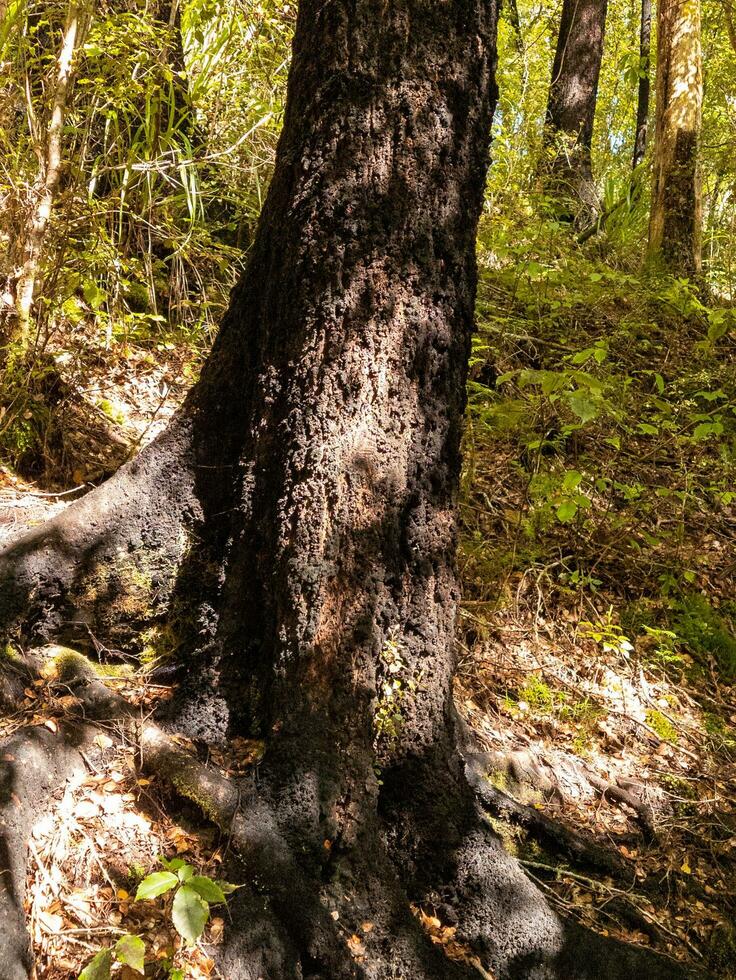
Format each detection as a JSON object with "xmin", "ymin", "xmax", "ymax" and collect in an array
[
  {"xmin": 170, "ymin": 769, "xmax": 222, "ymax": 824},
  {"xmin": 703, "ymin": 711, "xmax": 736, "ymax": 751},
  {"xmin": 488, "ymin": 768, "xmax": 508, "ymax": 791},
  {"xmin": 46, "ymin": 646, "xmax": 98, "ymax": 682},
  {"xmin": 645, "ymin": 708, "xmax": 678, "ymax": 743},
  {"xmin": 43, "ymin": 645, "xmax": 133, "ymax": 682},
  {"xmin": 660, "ymin": 773, "xmax": 696, "ymax": 797},
  {"xmin": 127, "ymin": 862, "xmax": 148, "ymax": 884},
  {"xmin": 706, "ymin": 923, "xmax": 736, "ymax": 978},
  {"xmin": 98, "ymin": 398, "xmax": 125, "ymax": 426},
  {"xmin": 486, "ymin": 814, "xmax": 523, "ymax": 856},
  {"xmin": 140, "ymin": 622, "xmax": 180, "ymax": 666},
  {"xmin": 1, "ymin": 642, "xmax": 24, "ymax": 666}
]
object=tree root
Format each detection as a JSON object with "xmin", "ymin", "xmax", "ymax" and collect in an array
[
  {"xmin": 585, "ymin": 772, "xmax": 656, "ymax": 838},
  {"xmin": 0, "ymin": 416, "xmax": 203, "ymax": 652},
  {"xmin": 140, "ymin": 723, "xmax": 704, "ymax": 979},
  {"xmin": 462, "ymin": 748, "xmax": 632, "ymax": 878},
  {"xmin": 0, "ymin": 687, "xmax": 708, "ymax": 980},
  {"xmin": 139, "ymin": 724, "xmax": 480, "ymax": 978}
]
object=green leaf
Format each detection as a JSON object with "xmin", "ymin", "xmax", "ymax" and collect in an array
[
  {"xmin": 692, "ymin": 422, "xmax": 723, "ymax": 441},
  {"xmin": 218, "ymin": 881, "xmax": 240, "ymax": 894},
  {"xmin": 556, "ymin": 500, "xmax": 578, "ymax": 523},
  {"xmin": 566, "ymin": 389, "xmax": 599, "ymax": 423},
  {"xmin": 562, "ymin": 470, "xmax": 582, "ymax": 491},
  {"xmin": 78, "ymin": 948, "xmax": 112, "ymax": 980},
  {"xmin": 114, "ymin": 934, "xmax": 145, "ymax": 973},
  {"xmin": 135, "ymin": 871, "xmax": 178, "ymax": 900},
  {"xmin": 160, "ymin": 857, "xmax": 187, "ymax": 872},
  {"xmin": 178, "ymin": 865, "xmax": 194, "ymax": 883},
  {"xmin": 172, "ymin": 884, "xmax": 210, "ymax": 942},
  {"xmin": 188, "ymin": 876, "xmax": 226, "ymax": 903}
]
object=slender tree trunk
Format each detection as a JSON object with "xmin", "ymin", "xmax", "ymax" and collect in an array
[
  {"xmin": 648, "ymin": 0, "xmax": 703, "ymax": 274},
  {"xmin": 543, "ymin": 0, "xmax": 609, "ymax": 220},
  {"xmin": 632, "ymin": 0, "xmax": 651, "ymax": 169},
  {"xmin": 503, "ymin": 0, "xmax": 525, "ymax": 52},
  {"xmin": 721, "ymin": 0, "xmax": 736, "ymax": 55},
  {"xmin": 14, "ymin": 0, "xmax": 83, "ymax": 345},
  {"xmin": 0, "ymin": 0, "xmax": 698, "ymax": 976}
]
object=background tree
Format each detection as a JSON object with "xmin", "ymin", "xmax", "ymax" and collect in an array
[
  {"xmin": 632, "ymin": 0, "xmax": 652, "ymax": 169},
  {"xmin": 543, "ymin": 0, "xmax": 609, "ymax": 219},
  {"xmin": 13, "ymin": 0, "xmax": 87, "ymax": 346},
  {"xmin": 648, "ymin": 0, "xmax": 703, "ymax": 273}
]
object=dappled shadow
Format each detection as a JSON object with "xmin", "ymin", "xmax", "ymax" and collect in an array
[{"xmin": 0, "ymin": 722, "xmax": 87, "ymax": 980}]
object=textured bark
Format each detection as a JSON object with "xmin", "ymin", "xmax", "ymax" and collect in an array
[
  {"xmin": 544, "ymin": 0, "xmax": 609, "ymax": 219},
  {"xmin": 648, "ymin": 0, "xmax": 702, "ymax": 273},
  {"xmin": 0, "ymin": 0, "xmax": 704, "ymax": 975},
  {"xmin": 633, "ymin": 0, "xmax": 652, "ymax": 169}
]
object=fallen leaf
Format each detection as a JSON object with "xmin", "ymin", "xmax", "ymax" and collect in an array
[
  {"xmin": 38, "ymin": 910, "xmax": 64, "ymax": 933},
  {"xmin": 75, "ymin": 799, "xmax": 99, "ymax": 819}
]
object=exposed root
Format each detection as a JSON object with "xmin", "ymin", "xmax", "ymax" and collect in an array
[
  {"xmin": 462, "ymin": 748, "xmax": 631, "ymax": 878},
  {"xmin": 0, "ymin": 416, "xmax": 204, "ymax": 652},
  {"xmin": 585, "ymin": 771, "xmax": 657, "ymax": 838},
  {"xmin": 139, "ymin": 724, "xmax": 478, "ymax": 979},
  {"xmin": 140, "ymin": 723, "xmax": 702, "ymax": 979}
]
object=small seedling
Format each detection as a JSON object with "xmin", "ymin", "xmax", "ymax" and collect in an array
[{"xmin": 78, "ymin": 856, "xmax": 238, "ymax": 978}]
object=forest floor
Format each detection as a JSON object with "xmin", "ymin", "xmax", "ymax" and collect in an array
[{"xmin": 2, "ymin": 247, "xmax": 736, "ymax": 978}]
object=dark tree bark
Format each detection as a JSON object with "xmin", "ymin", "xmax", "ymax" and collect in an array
[
  {"xmin": 543, "ymin": 0, "xmax": 609, "ymax": 220},
  {"xmin": 0, "ymin": 0, "xmax": 702, "ymax": 976},
  {"xmin": 632, "ymin": 0, "xmax": 651, "ymax": 169},
  {"xmin": 648, "ymin": 0, "xmax": 702, "ymax": 274}
]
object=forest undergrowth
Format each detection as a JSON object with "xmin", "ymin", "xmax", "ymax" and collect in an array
[
  {"xmin": 1, "ymin": 216, "xmax": 735, "ymax": 976},
  {"xmin": 458, "ymin": 214, "xmax": 736, "ymax": 976}
]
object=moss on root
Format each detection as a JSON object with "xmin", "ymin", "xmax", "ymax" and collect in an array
[{"xmin": 40, "ymin": 645, "xmax": 133, "ymax": 682}]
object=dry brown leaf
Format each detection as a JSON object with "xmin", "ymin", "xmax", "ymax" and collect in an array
[{"xmin": 347, "ymin": 934, "xmax": 366, "ymax": 956}]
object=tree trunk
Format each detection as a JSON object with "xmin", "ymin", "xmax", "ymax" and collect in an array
[
  {"xmin": 648, "ymin": 0, "xmax": 703, "ymax": 274},
  {"xmin": 632, "ymin": 0, "xmax": 651, "ymax": 169},
  {"xmin": 543, "ymin": 0, "xmax": 609, "ymax": 221},
  {"xmin": 0, "ymin": 0, "xmax": 701, "ymax": 976},
  {"xmin": 13, "ymin": 0, "xmax": 84, "ymax": 346}
]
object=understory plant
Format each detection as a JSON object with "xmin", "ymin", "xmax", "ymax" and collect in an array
[{"xmin": 78, "ymin": 856, "xmax": 237, "ymax": 979}]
